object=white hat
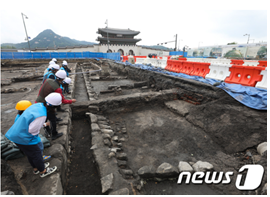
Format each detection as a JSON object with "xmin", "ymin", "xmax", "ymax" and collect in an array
[
  {"xmin": 45, "ymin": 92, "xmax": 62, "ymax": 106},
  {"xmin": 51, "ymin": 64, "xmax": 60, "ymax": 70},
  {"xmin": 55, "ymin": 70, "xmax": 67, "ymax": 79},
  {"xmin": 63, "ymin": 77, "xmax": 71, "ymax": 84},
  {"xmin": 49, "ymin": 60, "xmax": 55, "ymax": 65},
  {"xmin": 62, "ymin": 60, "xmax": 68, "ymax": 65},
  {"xmin": 52, "ymin": 58, "xmax": 57, "ymax": 62}
]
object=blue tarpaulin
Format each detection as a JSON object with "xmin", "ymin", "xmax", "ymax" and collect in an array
[{"xmin": 116, "ymin": 61, "xmax": 267, "ymax": 110}]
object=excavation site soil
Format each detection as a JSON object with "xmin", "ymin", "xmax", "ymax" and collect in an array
[{"xmin": 1, "ymin": 59, "xmax": 267, "ymax": 195}]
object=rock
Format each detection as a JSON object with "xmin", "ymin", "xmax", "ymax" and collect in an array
[
  {"xmin": 117, "ymin": 153, "xmax": 128, "ymax": 160},
  {"xmin": 108, "ymin": 152, "xmax": 115, "ymax": 158},
  {"xmin": 156, "ymin": 163, "xmax": 179, "ymax": 178},
  {"xmin": 99, "ymin": 124, "xmax": 111, "ymax": 129},
  {"xmin": 88, "ymin": 105, "xmax": 99, "ymax": 112},
  {"xmin": 102, "ymin": 134, "xmax": 111, "ymax": 140},
  {"xmin": 96, "ymin": 115, "xmax": 107, "ymax": 121},
  {"xmin": 91, "ymin": 123, "xmax": 100, "ymax": 132},
  {"xmin": 90, "ymin": 144, "xmax": 97, "ymax": 150},
  {"xmin": 121, "ymin": 128, "xmax": 127, "ymax": 134},
  {"xmin": 101, "ymin": 129, "xmax": 114, "ymax": 136},
  {"xmin": 86, "ymin": 113, "xmax": 98, "ymax": 123},
  {"xmin": 192, "ymin": 161, "xmax": 214, "ymax": 172},
  {"xmin": 178, "ymin": 161, "xmax": 193, "ymax": 172},
  {"xmin": 117, "ymin": 160, "xmax": 127, "ymax": 168},
  {"xmin": 119, "ymin": 138, "xmax": 125, "ymax": 142},
  {"xmin": 122, "ymin": 169, "xmax": 133, "ymax": 175},
  {"xmin": 109, "ymin": 188, "xmax": 129, "ymax": 195},
  {"xmin": 257, "ymin": 142, "xmax": 267, "ymax": 156},
  {"xmin": 98, "ymin": 121, "xmax": 108, "ymax": 125},
  {"xmin": 101, "ymin": 173, "xmax": 114, "ymax": 193},
  {"xmin": 138, "ymin": 166, "xmax": 156, "ymax": 178},
  {"xmin": 117, "ymin": 143, "xmax": 122, "ymax": 147},
  {"xmin": 110, "ymin": 148, "xmax": 121, "ymax": 153},
  {"xmin": 252, "ymin": 155, "xmax": 262, "ymax": 163},
  {"xmin": 112, "ymin": 136, "xmax": 118, "ymax": 142},
  {"xmin": 104, "ymin": 139, "xmax": 112, "ymax": 146}
]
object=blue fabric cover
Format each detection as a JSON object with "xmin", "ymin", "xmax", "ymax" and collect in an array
[{"xmin": 116, "ymin": 61, "xmax": 267, "ymax": 110}]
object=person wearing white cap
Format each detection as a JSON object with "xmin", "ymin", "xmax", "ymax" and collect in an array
[
  {"xmin": 5, "ymin": 93, "xmax": 62, "ymax": 178},
  {"xmin": 52, "ymin": 58, "xmax": 57, "ymax": 64},
  {"xmin": 43, "ymin": 60, "xmax": 56, "ymax": 76},
  {"xmin": 42, "ymin": 64, "xmax": 60, "ymax": 83},
  {"xmin": 36, "ymin": 70, "xmax": 76, "ymax": 140},
  {"xmin": 61, "ymin": 77, "xmax": 71, "ymax": 94},
  {"xmin": 60, "ymin": 60, "xmax": 71, "ymax": 77}
]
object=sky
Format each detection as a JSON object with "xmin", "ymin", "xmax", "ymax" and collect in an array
[{"xmin": 0, "ymin": 0, "xmax": 268, "ymax": 49}]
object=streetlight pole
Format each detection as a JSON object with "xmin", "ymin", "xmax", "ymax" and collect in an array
[
  {"xmin": 243, "ymin": 34, "xmax": 250, "ymax": 59},
  {"xmin": 21, "ymin": 13, "xmax": 31, "ymax": 51},
  {"xmin": 175, "ymin": 34, "xmax": 177, "ymax": 51},
  {"xmin": 105, "ymin": 19, "xmax": 109, "ymax": 52}
]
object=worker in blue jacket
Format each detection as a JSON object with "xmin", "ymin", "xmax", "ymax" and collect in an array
[
  {"xmin": 43, "ymin": 64, "xmax": 60, "ymax": 83},
  {"xmin": 60, "ymin": 60, "xmax": 71, "ymax": 77},
  {"xmin": 5, "ymin": 93, "xmax": 62, "ymax": 178},
  {"xmin": 14, "ymin": 100, "xmax": 51, "ymax": 162}
]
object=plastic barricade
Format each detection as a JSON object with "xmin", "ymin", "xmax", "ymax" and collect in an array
[
  {"xmin": 58, "ymin": 52, "xmax": 67, "ymax": 59},
  {"xmin": 181, "ymin": 61, "xmax": 194, "ymax": 75},
  {"xmin": 41, "ymin": 52, "xmax": 51, "ymax": 59},
  {"xmin": 256, "ymin": 67, "xmax": 267, "ymax": 89},
  {"xmin": 1, "ymin": 52, "xmax": 13, "ymax": 59},
  {"xmin": 165, "ymin": 59, "xmax": 174, "ymax": 71},
  {"xmin": 257, "ymin": 61, "xmax": 267, "ymax": 68},
  {"xmin": 178, "ymin": 58, "xmax": 187, "ymax": 61},
  {"xmin": 135, "ymin": 58, "xmax": 145, "ymax": 64},
  {"xmin": 149, "ymin": 58, "xmax": 159, "ymax": 67},
  {"xmin": 74, "ymin": 52, "xmax": 83, "ymax": 58},
  {"xmin": 122, "ymin": 56, "xmax": 128, "ymax": 62},
  {"xmin": 243, "ymin": 60, "xmax": 259, "ymax": 67},
  {"xmin": 205, "ymin": 63, "xmax": 232, "ymax": 81},
  {"xmin": 225, "ymin": 65, "xmax": 265, "ymax": 87},
  {"xmin": 67, "ymin": 52, "xmax": 75, "ymax": 59},
  {"xmin": 134, "ymin": 56, "xmax": 146, "ymax": 62},
  {"xmin": 190, "ymin": 62, "xmax": 211, "ymax": 78},
  {"xmin": 13, "ymin": 52, "xmax": 24, "ymax": 59},
  {"xmin": 50, "ymin": 52, "xmax": 59, "ymax": 59},
  {"xmin": 231, "ymin": 59, "xmax": 244, "ymax": 65},
  {"xmin": 32, "ymin": 52, "xmax": 42, "ymax": 59},
  {"xmin": 159, "ymin": 59, "xmax": 168, "ymax": 69}
]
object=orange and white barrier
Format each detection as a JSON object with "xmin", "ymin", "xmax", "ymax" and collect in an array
[{"xmin": 256, "ymin": 67, "xmax": 267, "ymax": 89}]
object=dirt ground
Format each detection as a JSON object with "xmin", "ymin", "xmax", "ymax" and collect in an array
[
  {"xmin": 1, "ymin": 60, "xmax": 267, "ymax": 195},
  {"xmin": 65, "ymin": 119, "xmax": 102, "ymax": 195}
]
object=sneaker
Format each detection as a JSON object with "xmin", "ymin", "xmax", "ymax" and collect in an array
[
  {"xmin": 40, "ymin": 166, "xmax": 57, "ymax": 178},
  {"xmin": 43, "ymin": 155, "xmax": 51, "ymax": 162},
  {"xmin": 33, "ymin": 162, "xmax": 50, "ymax": 174},
  {"xmin": 52, "ymin": 133, "xmax": 63, "ymax": 140}
]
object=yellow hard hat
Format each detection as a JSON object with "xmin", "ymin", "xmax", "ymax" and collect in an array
[{"xmin": 15, "ymin": 100, "xmax": 32, "ymax": 111}]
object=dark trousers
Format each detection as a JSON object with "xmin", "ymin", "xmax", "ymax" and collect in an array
[
  {"xmin": 15, "ymin": 143, "xmax": 45, "ymax": 172},
  {"xmin": 46, "ymin": 110, "xmax": 57, "ymax": 136}
]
